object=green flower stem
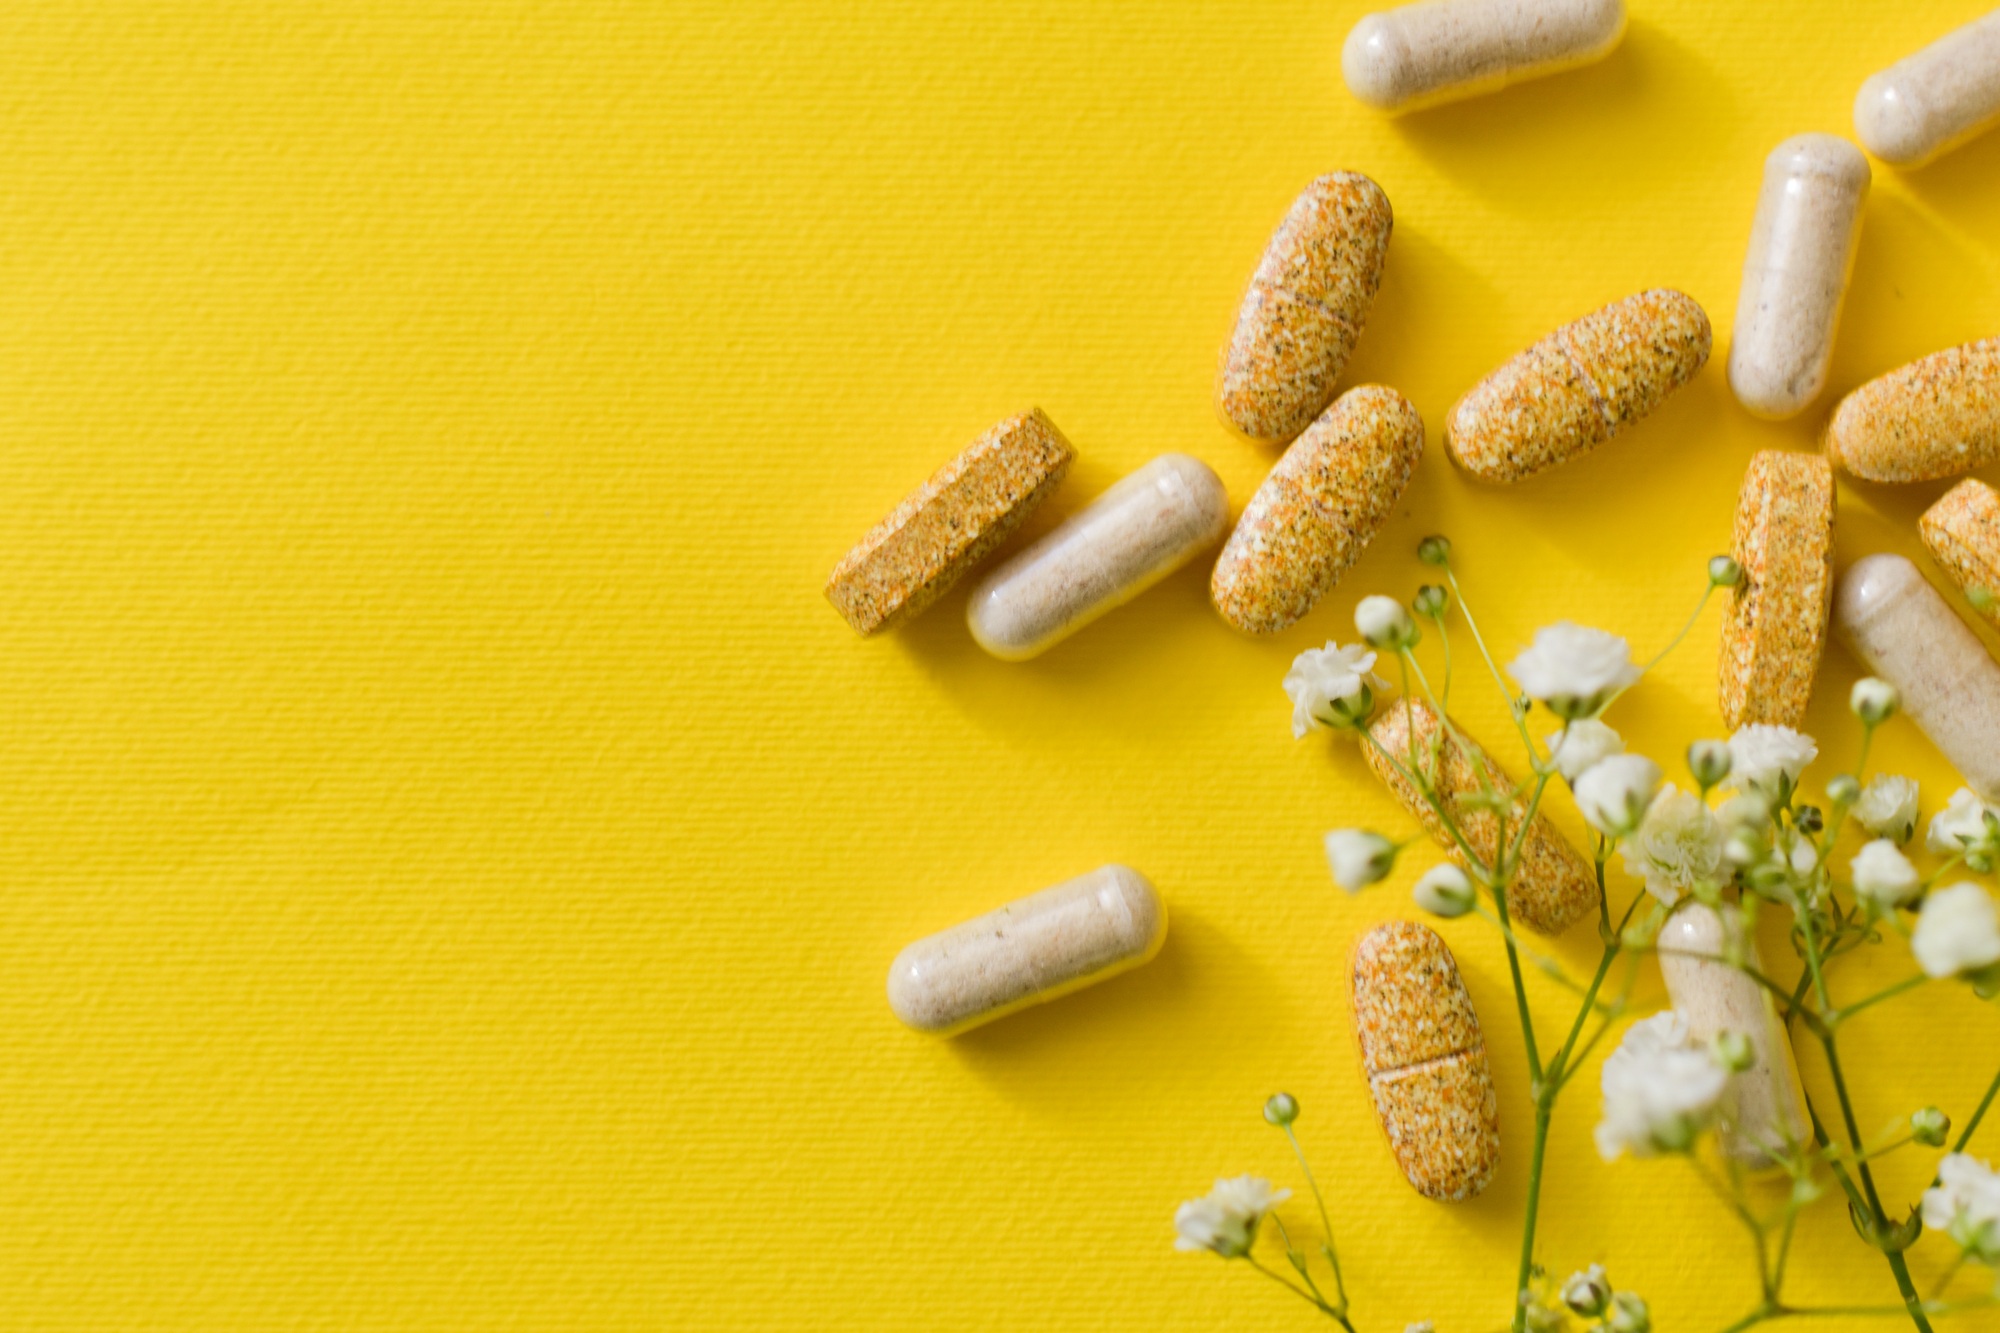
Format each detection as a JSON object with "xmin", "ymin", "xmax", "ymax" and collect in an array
[
  {"xmin": 1952, "ymin": 1065, "xmax": 2000, "ymax": 1155},
  {"xmin": 1245, "ymin": 1253, "xmax": 1350, "ymax": 1328},
  {"xmin": 1832, "ymin": 972, "xmax": 1930, "ymax": 1026},
  {"xmin": 1281, "ymin": 1123, "xmax": 1350, "ymax": 1315},
  {"xmin": 1820, "ymin": 1022, "xmax": 1936, "ymax": 1333},
  {"xmin": 1441, "ymin": 567, "xmax": 1539, "ymax": 759},
  {"xmin": 1512, "ymin": 1101, "xmax": 1553, "ymax": 1333}
]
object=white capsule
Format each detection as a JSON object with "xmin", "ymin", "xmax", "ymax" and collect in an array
[
  {"xmin": 1728, "ymin": 135, "xmax": 1870, "ymax": 419},
  {"xmin": 1657, "ymin": 902, "xmax": 1809, "ymax": 1167},
  {"xmin": 1341, "ymin": 0, "xmax": 1626, "ymax": 113},
  {"xmin": 967, "ymin": 454, "xmax": 1229, "ymax": 660},
  {"xmin": 1835, "ymin": 553, "xmax": 2000, "ymax": 802},
  {"xmin": 1854, "ymin": 9, "xmax": 2000, "ymax": 166},
  {"xmin": 887, "ymin": 865, "xmax": 1167, "ymax": 1035}
]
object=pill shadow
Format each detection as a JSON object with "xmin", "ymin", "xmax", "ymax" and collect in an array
[
  {"xmin": 1388, "ymin": 21, "xmax": 1735, "ymax": 216},
  {"xmin": 1831, "ymin": 189, "xmax": 1998, "ymax": 392},
  {"xmin": 1892, "ymin": 122, "xmax": 2000, "ymax": 229},
  {"xmin": 1338, "ymin": 227, "xmax": 1506, "ymax": 418}
]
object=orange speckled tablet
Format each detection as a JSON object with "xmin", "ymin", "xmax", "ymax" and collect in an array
[
  {"xmin": 1826, "ymin": 336, "xmax": 2000, "ymax": 483},
  {"xmin": 825, "ymin": 410, "xmax": 1074, "ymax": 635},
  {"xmin": 1217, "ymin": 173, "xmax": 1393, "ymax": 444},
  {"xmin": 1362, "ymin": 699, "xmax": 1596, "ymax": 936},
  {"xmin": 1719, "ymin": 451, "xmax": 1835, "ymax": 730},
  {"xmin": 1921, "ymin": 478, "xmax": 2000, "ymax": 629},
  {"xmin": 1445, "ymin": 289, "xmax": 1712, "ymax": 483},
  {"xmin": 1209, "ymin": 385, "xmax": 1422, "ymax": 635},
  {"xmin": 1352, "ymin": 921, "xmax": 1499, "ymax": 1202}
]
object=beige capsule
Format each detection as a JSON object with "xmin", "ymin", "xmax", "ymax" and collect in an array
[
  {"xmin": 1343, "ymin": 0, "xmax": 1626, "ymax": 113},
  {"xmin": 1835, "ymin": 554, "xmax": 2000, "ymax": 802},
  {"xmin": 1217, "ymin": 173, "xmax": 1393, "ymax": 444},
  {"xmin": 1210, "ymin": 385, "xmax": 1423, "ymax": 634},
  {"xmin": 886, "ymin": 865, "xmax": 1166, "ymax": 1035},
  {"xmin": 1728, "ymin": 135, "xmax": 1870, "ymax": 420},
  {"xmin": 1658, "ymin": 902, "xmax": 1811, "ymax": 1167},
  {"xmin": 1445, "ymin": 289, "xmax": 1712, "ymax": 483},
  {"xmin": 1718, "ymin": 451, "xmax": 1836, "ymax": 731},
  {"xmin": 1854, "ymin": 9, "xmax": 2000, "ymax": 167},
  {"xmin": 826, "ymin": 409, "xmax": 1074, "ymax": 635},
  {"xmin": 1362, "ymin": 698, "xmax": 1597, "ymax": 936},
  {"xmin": 1922, "ymin": 478, "xmax": 2000, "ymax": 631},
  {"xmin": 1824, "ymin": 336, "xmax": 2000, "ymax": 483},
  {"xmin": 1351, "ymin": 921, "xmax": 1499, "ymax": 1201}
]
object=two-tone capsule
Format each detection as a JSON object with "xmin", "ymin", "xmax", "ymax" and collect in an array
[
  {"xmin": 1835, "ymin": 554, "xmax": 2000, "ymax": 803},
  {"xmin": 1361, "ymin": 699, "xmax": 1597, "ymax": 936},
  {"xmin": 968, "ymin": 454, "xmax": 1230, "ymax": 660},
  {"xmin": 1445, "ymin": 289, "xmax": 1712, "ymax": 483},
  {"xmin": 1351, "ymin": 921, "xmax": 1500, "ymax": 1201},
  {"xmin": 1728, "ymin": 135, "xmax": 1870, "ymax": 420},
  {"xmin": 1211, "ymin": 386, "xmax": 1423, "ymax": 635},
  {"xmin": 1854, "ymin": 9, "xmax": 2000, "ymax": 167},
  {"xmin": 1718, "ymin": 451, "xmax": 1836, "ymax": 731},
  {"xmin": 1217, "ymin": 173, "xmax": 1393, "ymax": 444},
  {"xmin": 1824, "ymin": 336, "xmax": 2000, "ymax": 482},
  {"xmin": 1342, "ymin": 0, "xmax": 1626, "ymax": 113},
  {"xmin": 887, "ymin": 865, "xmax": 1167, "ymax": 1035}
]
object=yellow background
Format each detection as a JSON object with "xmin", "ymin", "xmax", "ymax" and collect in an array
[{"xmin": 1, "ymin": 2, "xmax": 1997, "ymax": 1328}]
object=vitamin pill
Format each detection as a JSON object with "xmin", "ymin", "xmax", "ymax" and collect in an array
[
  {"xmin": 1210, "ymin": 385, "xmax": 1422, "ymax": 635},
  {"xmin": 1351, "ymin": 921, "xmax": 1500, "ymax": 1201},
  {"xmin": 1362, "ymin": 699, "xmax": 1597, "ymax": 936},
  {"xmin": 827, "ymin": 409, "xmax": 1074, "ymax": 635},
  {"xmin": 1658, "ymin": 902, "xmax": 1810, "ymax": 1167},
  {"xmin": 967, "ymin": 454, "xmax": 1230, "ymax": 660},
  {"xmin": 1445, "ymin": 289, "xmax": 1712, "ymax": 483},
  {"xmin": 1854, "ymin": 9, "xmax": 2000, "ymax": 166},
  {"xmin": 1835, "ymin": 554, "xmax": 2000, "ymax": 803},
  {"xmin": 1718, "ymin": 451, "xmax": 1836, "ymax": 731},
  {"xmin": 1921, "ymin": 478, "xmax": 2000, "ymax": 630},
  {"xmin": 886, "ymin": 865, "xmax": 1166, "ymax": 1035},
  {"xmin": 1824, "ymin": 336, "xmax": 2000, "ymax": 483},
  {"xmin": 1728, "ymin": 135, "xmax": 1870, "ymax": 419},
  {"xmin": 1342, "ymin": 0, "xmax": 1626, "ymax": 113},
  {"xmin": 1217, "ymin": 173, "xmax": 1393, "ymax": 444}
]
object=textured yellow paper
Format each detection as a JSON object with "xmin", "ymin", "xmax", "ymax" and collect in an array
[{"xmin": 1, "ymin": 3, "xmax": 1997, "ymax": 1329}]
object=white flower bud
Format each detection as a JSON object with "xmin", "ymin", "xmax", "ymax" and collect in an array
[
  {"xmin": 1561, "ymin": 1265, "xmax": 1612, "ymax": 1317},
  {"xmin": 1263, "ymin": 1092, "xmax": 1299, "ymax": 1127},
  {"xmin": 1912, "ymin": 883, "xmax": 2000, "ymax": 981},
  {"xmin": 1607, "ymin": 1292, "xmax": 1651, "ymax": 1333},
  {"xmin": 1850, "ymin": 839, "xmax": 1920, "ymax": 910},
  {"xmin": 1547, "ymin": 718, "xmax": 1623, "ymax": 781},
  {"xmin": 1572, "ymin": 754, "xmax": 1662, "ymax": 838},
  {"xmin": 1709, "ymin": 555, "xmax": 1742, "ymax": 587},
  {"xmin": 1851, "ymin": 677, "xmax": 1900, "ymax": 725},
  {"xmin": 1324, "ymin": 829, "xmax": 1397, "ymax": 893},
  {"xmin": 1508, "ymin": 622, "xmax": 1641, "ymax": 719},
  {"xmin": 1413, "ymin": 863, "xmax": 1477, "ymax": 918},
  {"xmin": 1825, "ymin": 774, "xmax": 1861, "ymax": 807},
  {"xmin": 1911, "ymin": 1107, "xmax": 1950, "ymax": 1148},
  {"xmin": 1854, "ymin": 774, "xmax": 1919, "ymax": 844},
  {"xmin": 1355, "ymin": 594, "xmax": 1417, "ymax": 649},
  {"xmin": 1711, "ymin": 1030, "xmax": 1755, "ymax": 1072},
  {"xmin": 1687, "ymin": 740, "xmax": 1732, "ymax": 789},
  {"xmin": 1726, "ymin": 724, "xmax": 1818, "ymax": 799}
]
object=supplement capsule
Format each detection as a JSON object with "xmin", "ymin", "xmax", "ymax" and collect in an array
[
  {"xmin": 967, "ymin": 454, "xmax": 1230, "ymax": 660},
  {"xmin": 1445, "ymin": 289, "xmax": 1712, "ymax": 483},
  {"xmin": 827, "ymin": 409, "xmax": 1074, "ymax": 635},
  {"xmin": 887, "ymin": 865, "xmax": 1166, "ymax": 1035},
  {"xmin": 1921, "ymin": 478, "xmax": 2000, "ymax": 630},
  {"xmin": 1854, "ymin": 9, "xmax": 2000, "ymax": 166},
  {"xmin": 1824, "ymin": 336, "xmax": 2000, "ymax": 483},
  {"xmin": 1217, "ymin": 173, "xmax": 1393, "ymax": 444},
  {"xmin": 1728, "ymin": 135, "xmax": 1870, "ymax": 419},
  {"xmin": 1658, "ymin": 902, "xmax": 1810, "ymax": 1167},
  {"xmin": 1342, "ymin": 0, "xmax": 1626, "ymax": 113},
  {"xmin": 1362, "ymin": 698, "xmax": 1597, "ymax": 936},
  {"xmin": 1351, "ymin": 921, "xmax": 1499, "ymax": 1201},
  {"xmin": 1211, "ymin": 385, "xmax": 1422, "ymax": 635},
  {"xmin": 1835, "ymin": 553, "xmax": 2000, "ymax": 802},
  {"xmin": 1719, "ymin": 451, "xmax": 1836, "ymax": 731}
]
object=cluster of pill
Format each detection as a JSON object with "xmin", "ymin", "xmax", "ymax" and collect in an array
[{"xmin": 835, "ymin": 0, "xmax": 2000, "ymax": 1200}]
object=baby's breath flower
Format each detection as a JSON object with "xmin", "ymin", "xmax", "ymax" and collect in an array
[
  {"xmin": 1687, "ymin": 740, "xmax": 1732, "ymax": 790},
  {"xmin": 1263, "ymin": 1092, "xmax": 1299, "ymax": 1127},
  {"xmin": 1548, "ymin": 719, "xmax": 1623, "ymax": 782},
  {"xmin": 1284, "ymin": 642, "xmax": 1387, "ymax": 738},
  {"xmin": 1726, "ymin": 724, "xmax": 1818, "ymax": 798},
  {"xmin": 1413, "ymin": 584, "xmax": 1448, "ymax": 617},
  {"xmin": 1417, "ymin": 535, "xmax": 1451, "ymax": 567},
  {"xmin": 1326, "ymin": 829, "xmax": 1397, "ymax": 893},
  {"xmin": 1573, "ymin": 754, "xmax": 1662, "ymax": 838},
  {"xmin": 1619, "ymin": 785, "xmax": 1722, "ymax": 904},
  {"xmin": 1711, "ymin": 1030, "xmax": 1756, "ymax": 1073},
  {"xmin": 1911, "ymin": 883, "xmax": 2000, "ymax": 982},
  {"xmin": 1413, "ymin": 863, "xmax": 1477, "ymax": 918},
  {"xmin": 1920, "ymin": 1154, "xmax": 2000, "ymax": 1264},
  {"xmin": 1850, "ymin": 839, "xmax": 1920, "ymax": 910},
  {"xmin": 1356, "ymin": 595, "xmax": 1418, "ymax": 650},
  {"xmin": 1854, "ymin": 774, "xmax": 1919, "ymax": 844},
  {"xmin": 1508, "ymin": 623, "xmax": 1642, "ymax": 718},
  {"xmin": 1173, "ymin": 1176, "xmax": 1291, "ymax": 1258},
  {"xmin": 1912, "ymin": 1107, "xmax": 1951, "ymax": 1148},
  {"xmin": 1927, "ymin": 788, "xmax": 2000, "ymax": 857},
  {"xmin": 1595, "ymin": 1011, "xmax": 1729, "ymax": 1160},
  {"xmin": 1606, "ymin": 1292, "xmax": 1652, "ymax": 1333},
  {"xmin": 1404, "ymin": 1324, "xmax": 1436, "ymax": 1333},
  {"xmin": 1851, "ymin": 677, "xmax": 1900, "ymax": 724},
  {"xmin": 1825, "ymin": 774, "xmax": 1861, "ymax": 807},
  {"xmin": 1709, "ymin": 555, "xmax": 1742, "ymax": 587},
  {"xmin": 1560, "ymin": 1265, "xmax": 1611, "ymax": 1317}
]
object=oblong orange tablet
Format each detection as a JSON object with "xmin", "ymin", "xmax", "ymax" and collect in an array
[
  {"xmin": 1361, "ymin": 698, "xmax": 1597, "ymax": 936},
  {"xmin": 1210, "ymin": 385, "xmax": 1422, "ymax": 635},
  {"xmin": 1445, "ymin": 289, "xmax": 1712, "ymax": 482},
  {"xmin": 1352, "ymin": 921, "xmax": 1499, "ymax": 1202},
  {"xmin": 1825, "ymin": 336, "xmax": 2000, "ymax": 483},
  {"xmin": 1217, "ymin": 173, "xmax": 1393, "ymax": 444},
  {"xmin": 1921, "ymin": 477, "xmax": 2000, "ymax": 630},
  {"xmin": 1718, "ymin": 451, "xmax": 1835, "ymax": 730}
]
